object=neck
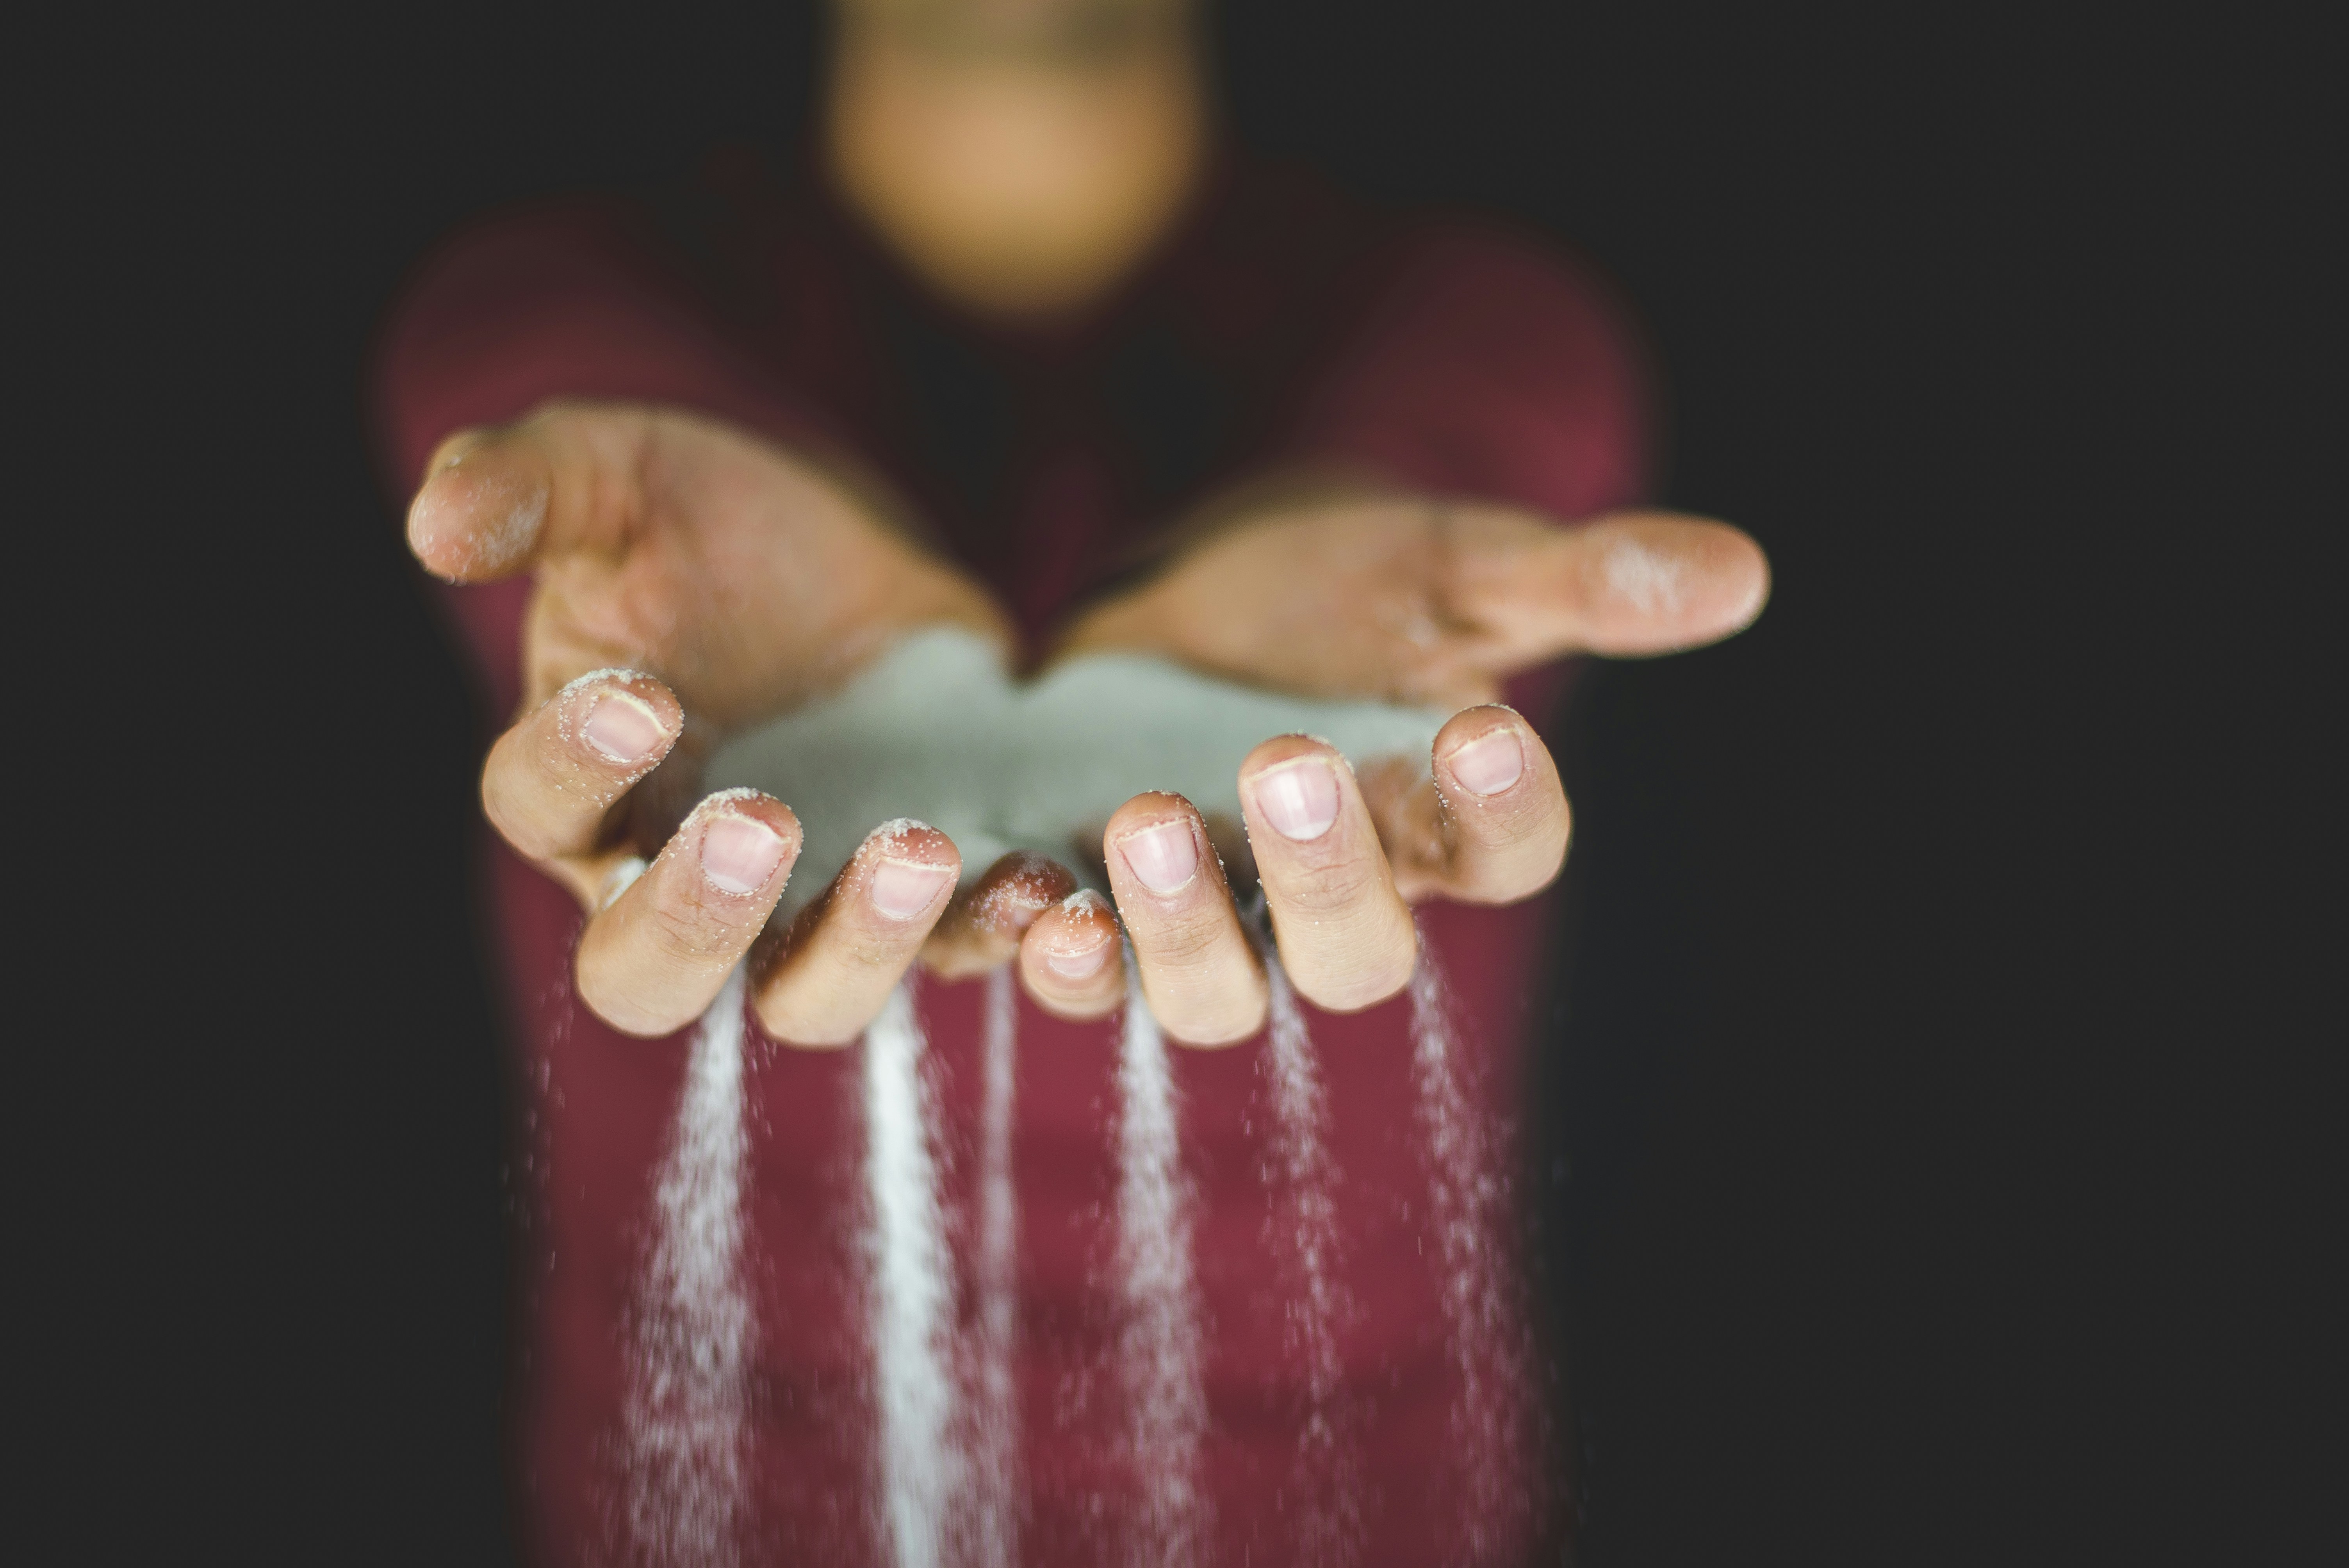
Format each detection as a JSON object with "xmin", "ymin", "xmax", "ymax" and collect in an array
[{"xmin": 825, "ymin": 9, "xmax": 1206, "ymax": 319}]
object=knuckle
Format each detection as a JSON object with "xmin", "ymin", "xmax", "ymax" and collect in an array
[
  {"xmin": 1268, "ymin": 852, "xmax": 1379, "ymax": 916},
  {"xmin": 841, "ymin": 932, "xmax": 923, "ymax": 974},
  {"xmin": 1292, "ymin": 931, "xmax": 1417, "ymax": 1013},
  {"xmin": 646, "ymin": 893, "xmax": 748, "ymax": 964},
  {"xmin": 1132, "ymin": 908, "xmax": 1236, "ymax": 973},
  {"xmin": 1481, "ymin": 803, "xmax": 1564, "ymax": 851}
]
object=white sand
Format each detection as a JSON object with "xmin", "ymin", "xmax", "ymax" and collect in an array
[
  {"xmin": 1114, "ymin": 956, "xmax": 1209, "ymax": 1565},
  {"xmin": 1261, "ymin": 948, "xmax": 1363, "ymax": 1565},
  {"xmin": 966, "ymin": 968, "xmax": 1023, "ymax": 1566},
  {"xmin": 624, "ymin": 965, "xmax": 756, "ymax": 1567},
  {"xmin": 1408, "ymin": 937, "xmax": 1536, "ymax": 1561},
  {"xmin": 863, "ymin": 981, "xmax": 964, "ymax": 1568},
  {"xmin": 703, "ymin": 627, "xmax": 1448, "ymax": 920}
]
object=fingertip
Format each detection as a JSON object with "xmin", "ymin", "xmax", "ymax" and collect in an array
[
  {"xmin": 1103, "ymin": 789, "xmax": 1199, "ymax": 838},
  {"xmin": 1032, "ymin": 887, "xmax": 1121, "ymax": 968},
  {"xmin": 1239, "ymin": 733, "xmax": 1353, "ymax": 842},
  {"xmin": 861, "ymin": 816, "xmax": 958, "ymax": 863},
  {"xmin": 483, "ymin": 670, "xmax": 691, "ymax": 866},
  {"xmin": 699, "ymin": 786, "xmax": 802, "ymax": 846},
  {"xmin": 923, "ymin": 852, "xmax": 1074, "ymax": 980},
  {"xmin": 752, "ymin": 818, "xmax": 963, "ymax": 1046},
  {"xmin": 855, "ymin": 818, "xmax": 961, "ymax": 923},
  {"xmin": 967, "ymin": 851, "xmax": 1078, "ymax": 935},
  {"xmin": 405, "ymin": 437, "xmax": 550, "ymax": 581},
  {"xmin": 574, "ymin": 790, "xmax": 801, "ymax": 1037},
  {"xmin": 1433, "ymin": 706, "xmax": 1531, "ymax": 799},
  {"xmin": 1018, "ymin": 889, "xmax": 1125, "ymax": 1020},
  {"xmin": 557, "ymin": 668, "xmax": 681, "ymax": 771},
  {"xmin": 1721, "ymin": 524, "xmax": 1773, "ymax": 632},
  {"xmin": 691, "ymin": 788, "xmax": 804, "ymax": 900},
  {"xmin": 1103, "ymin": 791, "xmax": 1266, "ymax": 1043},
  {"xmin": 1239, "ymin": 731, "xmax": 1346, "ymax": 776},
  {"xmin": 1424, "ymin": 704, "xmax": 1570, "ymax": 904},
  {"xmin": 1105, "ymin": 792, "xmax": 1208, "ymax": 898},
  {"xmin": 1580, "ymin": 512, "xmax": 1773, "ymax": 654}
]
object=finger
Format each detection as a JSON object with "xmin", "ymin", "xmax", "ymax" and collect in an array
[
  {"xmin": 753, "ymin": 820, "xmax": 961, "ymax": 1046},
  {"xmin": 482, "ymin": 668, "xmax": 681, "ymax": 878},
  {"xmin": 405, "ymin": 402, "xmax": 652, "ymax": 582},
  {"xmin": 1361, "ymin": 706, "xmax": 1572, "ymax": 905},
  {"xmin": 1448, "ymin": 506, "xmax": 1772, "ymax": 663},
  {"xmin": 1238, "ymin": 736, "xmax": 1419, "ymax": 1012},
  {"xmin": 924, "ymin": 851, "xmax": 1078, "ymax": 980},
  {"xmin": 577, "ymin": 788, "xmax": 802, "ymax": 1037},
  {"xmin": 1017, "ymin": 889, "xmax": 1125, "ymax": 1021},
  {"xmin": 1102, "ymin": 793, "xmax": 1266, "ymax": 1046}
]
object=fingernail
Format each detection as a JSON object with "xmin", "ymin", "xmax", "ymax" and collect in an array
[
  {"xmin": 1117, "ymin": 819, "xmax": 1199, "ymax": 894},
  {"xmin": 1250, "ymin": 757, "xmax": 1341, "ymax": 841},
  {"xmin": 870, "ymin": 858, "xmax": 953, "ymax": 920},
  {"xmin": 581, "ymin": 691, "xmax": 668, "ymax": 765},
  {"xmin": 1043, "ymin": 935, "xmax": 1113, "ymax": 980},
  {"xmin": 701, "ymin": 813, "xmax": 787, "ymax": 896},
  {"xmin": 1444, "ymin": 728, "xmax": 1526, "ymax": 796}
]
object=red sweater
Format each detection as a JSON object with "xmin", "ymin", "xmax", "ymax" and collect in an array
[{"xmin": 372, "ymin": 151, "xmax": 1647, "ymax": 1566}]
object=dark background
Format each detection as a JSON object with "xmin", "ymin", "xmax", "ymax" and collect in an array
[{"xmin": 21, "ymin": 2, "xmax": 2334, "ymax": 1562}]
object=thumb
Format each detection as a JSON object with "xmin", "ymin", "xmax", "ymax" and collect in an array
[
  {"xmin": 405, "ymin": 403, "xmax": 649, "ymax": 582},
  {"xmin": 1454, "ymin": 508, "xmax": 1772, "ymax": 661}
]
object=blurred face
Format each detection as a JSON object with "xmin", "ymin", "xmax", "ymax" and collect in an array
[{"xmin": 828, "ymin": 0, "xmax": 1205, "ymax": 315}]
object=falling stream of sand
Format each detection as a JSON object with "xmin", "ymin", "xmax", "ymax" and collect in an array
[
  {"xmin": 967, "ymin": 967, "xmax": 1023, "ymax": 1566},
  {"xmin": 1408, "ymin": 938, "xmax": 1535, "ymax": 1563},
  {"xmin": 1260, "ymin": 950, "xmax": 1363, "ymax": 1565},
  {"xmin": 1114, "ymin": 955, "xmax": 1209, "ymax": 1566},
  {"xmin": 864, "ymin": 980, "xmax": 963, "ymax": 1568},
  {"xmin": 615, "ymin": 911, "xmax": 1533, "ymax": 1566},
  {"xmin": 624, "ymin": 966, "xmax": 756, "ymax": 1568}
]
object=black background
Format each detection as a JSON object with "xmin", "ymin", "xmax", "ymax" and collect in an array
[{"xmin": 20, "ymin": 2, "xmax": 2334, "ymax": 1562}]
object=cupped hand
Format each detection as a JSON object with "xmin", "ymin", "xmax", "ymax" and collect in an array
[
  {"xmin": 1057, "ymin": 490, "xmax": 1771, "ymax": 707},
  {"xmin": 409, "ymin": 399, "xmax": 1079, "ymax": 1041},
  {"xmin": 416, "ymin": 408, "xmax": 1768, "ymax": 1049},
  {"xmin": 1035, "ymin": 491, "xmax": 1770, "ymax": 1044}
]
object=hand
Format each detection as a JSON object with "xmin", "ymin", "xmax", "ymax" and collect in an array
[
  {"xmin": 409, "ymin": 399, "xmax": 1076, "ymax": 1041},
  {"xmin": 1057, "ymin": 490, "xmax": 1771, "ymax": 706},
  {"xmin": 1021, "ymin": 491, "xmax": 1770, "ymax": 1043}
]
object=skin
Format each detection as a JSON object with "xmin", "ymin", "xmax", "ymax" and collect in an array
[
  {"xmin": 828, "ymin": 0, "xmax": 1203, "ymax": 317},
  {"xmin": 405, "ymin": 0, "xmax": 1774, "ymax": 1046}
]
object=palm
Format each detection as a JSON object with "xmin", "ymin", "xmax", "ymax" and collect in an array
[
  {"xmin": 1058, "ymin": 494, "xmax": 1771, "ymax": 705},
  {"xmin": 507, "ymin": 410, "xmax": 1005, "ymax": 729}
]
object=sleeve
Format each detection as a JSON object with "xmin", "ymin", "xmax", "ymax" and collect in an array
[
  {"xmin": 365, "ymin": 200, "xmax": 838, "ymax": 720},
  {"xmin": 1274, "ymin": 222, "xmax": 1655, "ymax": 523}
]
